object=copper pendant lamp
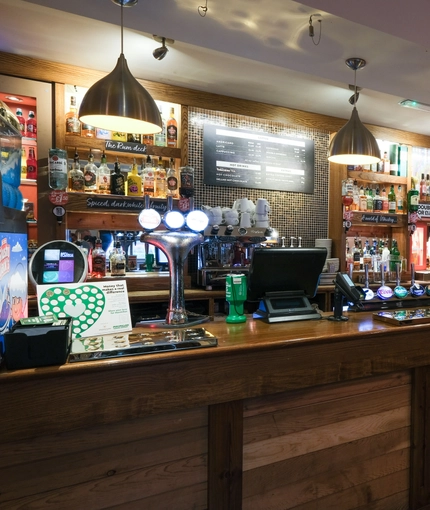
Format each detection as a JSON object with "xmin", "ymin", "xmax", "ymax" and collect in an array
[
  {"xmin": 78, "ymin": 0, "xmax": 162, "ymax": 135},
  {"xmin": 328, "ymin": 58, "xmax": 380, "ymax": 166}
]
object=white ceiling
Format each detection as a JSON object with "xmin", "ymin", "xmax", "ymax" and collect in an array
[{"xmin": 2, "ymin": 0, "xmax": 430, "ymax": 137}]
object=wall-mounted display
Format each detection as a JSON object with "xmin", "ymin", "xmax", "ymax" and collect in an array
[{"xmin": 203, "ymin": 124, "xmax": 315, "ymax": 193}]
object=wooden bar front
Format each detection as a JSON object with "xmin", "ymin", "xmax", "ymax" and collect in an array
[{"xmin": 1, "ymin": 313, "xmax": 430, "ymax": 509}]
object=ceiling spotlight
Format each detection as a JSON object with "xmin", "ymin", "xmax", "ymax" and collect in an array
[
  {"xmin": 152, "ymin": 35, "xmax": 174, "ymax": 61},
  {"xmin": 399, "ymin": 99, "xmax": 430, "ymax": 113}
]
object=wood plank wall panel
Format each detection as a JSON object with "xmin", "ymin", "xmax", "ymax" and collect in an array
[
  {"xmin": 242, "ymin": 372, "xmax": 411, "ymax": 510},
  {"xmin": 0, "ymin": 407, "xmax": 208, "ymax": 510}
]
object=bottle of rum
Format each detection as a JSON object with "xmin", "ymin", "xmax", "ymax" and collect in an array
[
  {"xmin": 110, "ymin": 240, "xmax": 126, "ymax": 276},
  {"xmin": 166, "ymin": 158, "xmax": 179, "ymax": 198},
  {"xmin": 81, "ymin": 123, "xmax": 95, "ymax": 138},
  {"xmin": 97, "ymin": 151, "xmax": 111, "ymax": 194},
  {"xmin": 65, "ymin": 96, "xmax": 81, "ymax": 136},
  {"xmin": 16, "ymin": 108, "xmax": 25, "ymax": 135},
  {"xmin": 26, "ymin": 111, "xmax": 37, "ymax": 138},
  {"xmin": 127, "ymin": 158, "xmax": 142, "ymax": 196},
  {"xmin": 83, "ymin": 152, "xmax": 98, "ymax": 192},
  {"xmin": 142, "ymin": 133, "xmax": 154, "ymax": 145},
  {"xmin": 166, "ymin": 107, "xmax": 178, "ymax": 148},
  {"xmin": 155, "ymin": 157, "xmax": 167, "ymax": 198},
  {"xmin": 26, "ymin": 147, "xmax": 37, "ymax": 179},
  {"xmin": 68, "ymin": 150, "xmax": 85, "ymax": 192},
  {"xmin": 179, "ymin": 165, "xmax": 195, "ymax": 198},
  {"xmin": 143, "ymin": 155, "xmax": 155, "ymax": 196},
  {"xmin": 91, "ymin": 233, "xmax": 107, "ymax": 278},
  {"xmin": 111, "ymin": 158, "xmax": 126, "ymax": 195}
]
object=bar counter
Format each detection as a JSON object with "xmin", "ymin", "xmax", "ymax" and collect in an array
[{"xmin": 1, "ymin": 312, "xmax": 430, "ymax": 509}]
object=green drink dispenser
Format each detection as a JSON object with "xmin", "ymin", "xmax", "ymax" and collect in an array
[{"xmin": 225, "ymin": 274, "xmax": 247, "ymax": 323}]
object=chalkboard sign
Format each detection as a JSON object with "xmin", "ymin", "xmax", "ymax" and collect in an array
[{"xmin": 203, "ymin": 124, "xmax": 315, "ymax": 193}]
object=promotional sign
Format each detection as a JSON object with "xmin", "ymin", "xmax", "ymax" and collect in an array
[{"xmin": 37, "ymin": 280, "xmax": 132, "ymax": 339}]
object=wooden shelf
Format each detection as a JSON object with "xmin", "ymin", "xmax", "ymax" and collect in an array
[{"xmin": 347, "ymin": 170, "xmax": 408, "ymax": 185}]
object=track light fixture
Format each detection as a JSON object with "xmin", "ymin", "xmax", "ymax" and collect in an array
[
  {"xmin": 328, "ymin": 58, "xmax": 381, "ymax": 166},
  {"xmin": 153, "ymin": 36, "xmax": 174, "ymax": 61}
]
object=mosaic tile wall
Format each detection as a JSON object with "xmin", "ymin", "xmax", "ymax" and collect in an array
[{"xmin": 188, "ymin": 107, "xmax": 330, "ymax": 247}]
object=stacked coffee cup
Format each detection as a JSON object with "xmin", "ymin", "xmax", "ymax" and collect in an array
[{"xmin": 254, "ymin": 198, "xmax": 270, "ymax": 227}]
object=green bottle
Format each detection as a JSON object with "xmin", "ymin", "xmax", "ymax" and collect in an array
[{"xmin": 388, "ymin": 185, "xmax": 396, "ymax": 214}]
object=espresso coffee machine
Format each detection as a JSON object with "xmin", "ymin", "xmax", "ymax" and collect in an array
[{"xmin": 197, "ymin": 224, "xmax": 274, "ymax": 288}]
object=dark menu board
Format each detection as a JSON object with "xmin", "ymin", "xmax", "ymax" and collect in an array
[{"xmin": 203, "ymin": 124, "xmax": 315, "ymax": 193}]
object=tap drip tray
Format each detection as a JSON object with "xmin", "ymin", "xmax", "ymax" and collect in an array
[{"xmin": 69, "ymin": 327, "xmax": 217, "ymax": 362}]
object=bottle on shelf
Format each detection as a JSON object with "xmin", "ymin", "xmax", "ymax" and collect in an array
[
  {"xmin": 179, "ymin": 165, "xmax": 195, "ymax": 198},
  {"xmin": 407, "ymin": 179, "xmax": 419, "ymax": 212},
  {"xmin": 110, "ymin": 240, "xmax": 126, "ymax": 276},
  {"xmin": 352, "ymin": 239, "xmax": 360, "ymax": 271},
  {"xmin": 142, "ymin": 133, "xmax": 154, "ymax": 145},
  {"xmin": 382, "ymin": 151, "xmax": 390, "ymax": 174},
  {"xmin": 48, "ymin": 148, "xmax": 68, "ymax": 190},
  {"xmin": 366, "ymin": 187, "xmax": 374, "ymax": 212},
  {"xmin": 166, "ymin": 107, "xmax": 178, "ymax": 148},
  {"xmin": 166, "ymin": 158, "xmax": 179, "ymax": 198},
  {"xmin": 20, "ymin": 148, "xmax": 27, "ymax": 179},
  {"xmin": 68, "ymin": 150, "xmax": 85, "ymax": 192},
  {"xmin": 389, "ymin": 238, "xmax": 401, "ymax": 272},
  {"xmin": 143, "ymin": 155, "xmax": 155, "ymax": 196},
  {"xmin": 26, "ymin": 147, "xmax": 37, "ymax": 179},
  {"xmin": 16, "ymin": 108, "xmax": 25, "ymax": 135},
  {"xmin": 97, "ymin": 151, "xmax": 111, "ymax": 194},
  {"xmin": 83, "ymin": 151, "xmax": 98, "ymax": 192},
  {"xmin": 388, "ymin": 185, "xmax": 396, "ymax": 214},
  {"xmin": 373, "ymin": 188, "xmax": 382, "ymax": 213},
  {"xmin": 110, "ymin": 158, "xmax": 126, "ymax": 195},
  {"xmin": 91, "ymin": 233, "xmax": 107, "ymax": 278},
  {"xmin": 127, "ymin": 158, "xmax": 141, "ymax": 196},
  {"xmin": 426, "ymin": 174, "xmax": 430, "ymax": 203},
  {"xmin": 396, "ymin": 185, "xmax": 404, "ymax": 213},
  {"xmin": 154, "ymin": 107, "xmax": 166, "ymax": 147},
  {"xmin": 420, "ymin": 173, "xmax": 427, "ymax": 202},
  {"xmin": 155, "ymin": 157, "xmax": 167, "ymax": 198},
  {"xmin": 65, "ymin": 95, "xmax": 81, "ymax": 136},
  {"xmin": 81, "ymin": 123, "xmax": 95, "ymax": 138},
  {"xmin": 381, "ymin": 187, "xmax": 389, "ymax": 212},
  {"xmin": 26, "ymin": 111, "xmax": 37, "ymax": 138}
]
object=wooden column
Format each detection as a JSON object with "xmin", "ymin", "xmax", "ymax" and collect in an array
[{"xmin": 208, "ymin": 400, "xmax": 244, "ymax": 509}]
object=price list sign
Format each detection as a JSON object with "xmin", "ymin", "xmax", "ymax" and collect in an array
[{"xmin": 203, "ymin": 124, "xmax": 315, "ymax": 193}]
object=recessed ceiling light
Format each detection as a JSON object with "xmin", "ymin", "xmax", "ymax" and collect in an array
[
  {"xmin": 399, "ymin": 99, "xmax": 430, "ymax": 113},
  {"xmin": 5, "ymin": 95, "xmax": 23, "ymax": 102}
]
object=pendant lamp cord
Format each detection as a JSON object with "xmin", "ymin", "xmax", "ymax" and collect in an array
[
  {"xmin": 353, "ymin": 67, "xmax": 357, "ymax": 106},
  {"xmin": 120, "ymin": 1, "xmax": 124, "ymax": 54}
]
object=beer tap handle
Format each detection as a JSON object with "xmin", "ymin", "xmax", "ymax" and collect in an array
[
  {"xmin": 298, "ymin": 236, "xmax": 302, "ymax": 248},
  {"xmin": 290, "ymin": 236, "xmax": 296, "ymax": 248},
  {"xmin": 281, "ymin": 236, "xmax": 286, "ymax": 248}
]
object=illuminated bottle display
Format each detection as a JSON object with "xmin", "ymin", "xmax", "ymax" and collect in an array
[
  {"xmin": 68, "ymin": 150, "xmax": 85, "ymax": 192},
  {"xmin": 97, "ymin": 151, "xmax": 111, "ymax": 194},
  {"xmin": 91, "ymin": 233, "xmax": 107, "ymax": 278},
  {"xmin": 167, "ymin": 158, "xmax": 179, "ymax": 198},
  {"xmin": 126, "ymin": 158, "xmax": 141, "ymax": 196},
  {"xmin": 143, "ymin": 155, "xmax": 155, "ymax": 196}
]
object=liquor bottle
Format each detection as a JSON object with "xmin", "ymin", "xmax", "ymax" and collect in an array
[
  {"xmin": 427, "ymin": 174, "xmax": 430, "ymax": 203},
  {"xmin": 143, "ymin": 155, "xmax": 155, "ymax": 196},
  {"xmin": 65, "ymin": 96, "xmax": 81, "ymax": 136},
  {"xmin": 389, "ymin": 238, "xmax": 401, "ymax": 272},
  {"xmin": 127, "ymin": 158, "xmax": 141, "ymax": 196},
  {"xmin": 26, "ymin": 147, "xmax": 37, "ymax": 179},
  {"xmin": 154, "ymin": 107, "xmax": 166, "ymax": 147},
  {"xmin": 127, "ymin": 133, "xmax": 141, "ymax": 143},
  {"xmin": 373, "ymin": 188, "xmax": 382, "ymax": 213},
  {"xmin": 179, "ymin": 165, "xmax": 195, "ymax": 198},
  {"xmin": 388, "ymin": 185, "xmax": 396, "ymax": 214},
  {"xmin": 16, "ymin": 108, "xmax": 25, "ymax": 135},
  {"xmin": 352, "ymin": 240, "xmax": 360, "ymax": 271},
  {"xmin": 26, "ymin": 111, "xmax": 37, "ymax": 138},
  {"xmin": 91, "ymin": 233, "xmax": 107, "ymax": 278},
  {"xmin": 142, "ymin": 133, "xmax": 154, "ymax": 145},
  {"xmin": 407, "ymin": 180, "xmax": 419, "ymax": 212},
  {"xmin": 83, "ymin": 151, "xmax": 98, "ymax": 192},
  {"xmin": 166, "ymin": 107, "xmax": 178, "ymax": 148},
  {"xmin": 381, "ymin": 187, "xmax": 389, "ymax": 212},
  {"xmin": 167, "ymin": 158, "xmax": 179, "ymax": 198},
  {"xmin": 396, "ymin": 185, "xmax": 404, "ymax": 213},
  {"xmin": 110, "ymin": 158, "xmax": 126, "ymax": 195},
  {"xmin": 81, "ymin": 123, "xmax": 95, "ymax": 138},
  {"xmin": 68, "ymin": 150, "xmax": 85, "ymax": 192},
  {"xmin": 366, "ymin": 187, "xmax": 374, "ymax": 212},
  {"xmin": 110, "ymin": 240, "xmax": 126, "ymax": 276},
  {"xmin": 97, "ymin": 151, "xmax": 111, "ymax": 194},
  {"xmin": 155, "ymin": 157, "xmax": 167, "ymax": 198},
  {"xmin": 20, "ymin": 148, "xmax": 27, "ymax": 179},
  {"xmin": 420, "ymin": 173, "xmax": 427, "ymax": 202},
  {"xmin": 382, "ymin": 151, "xmax": 390, "ymax": 174}
]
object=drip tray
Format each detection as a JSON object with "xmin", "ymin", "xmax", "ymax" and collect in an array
[{"xmin": 69, "ymin": 328, "xmax": 217, "ymax": 362}]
